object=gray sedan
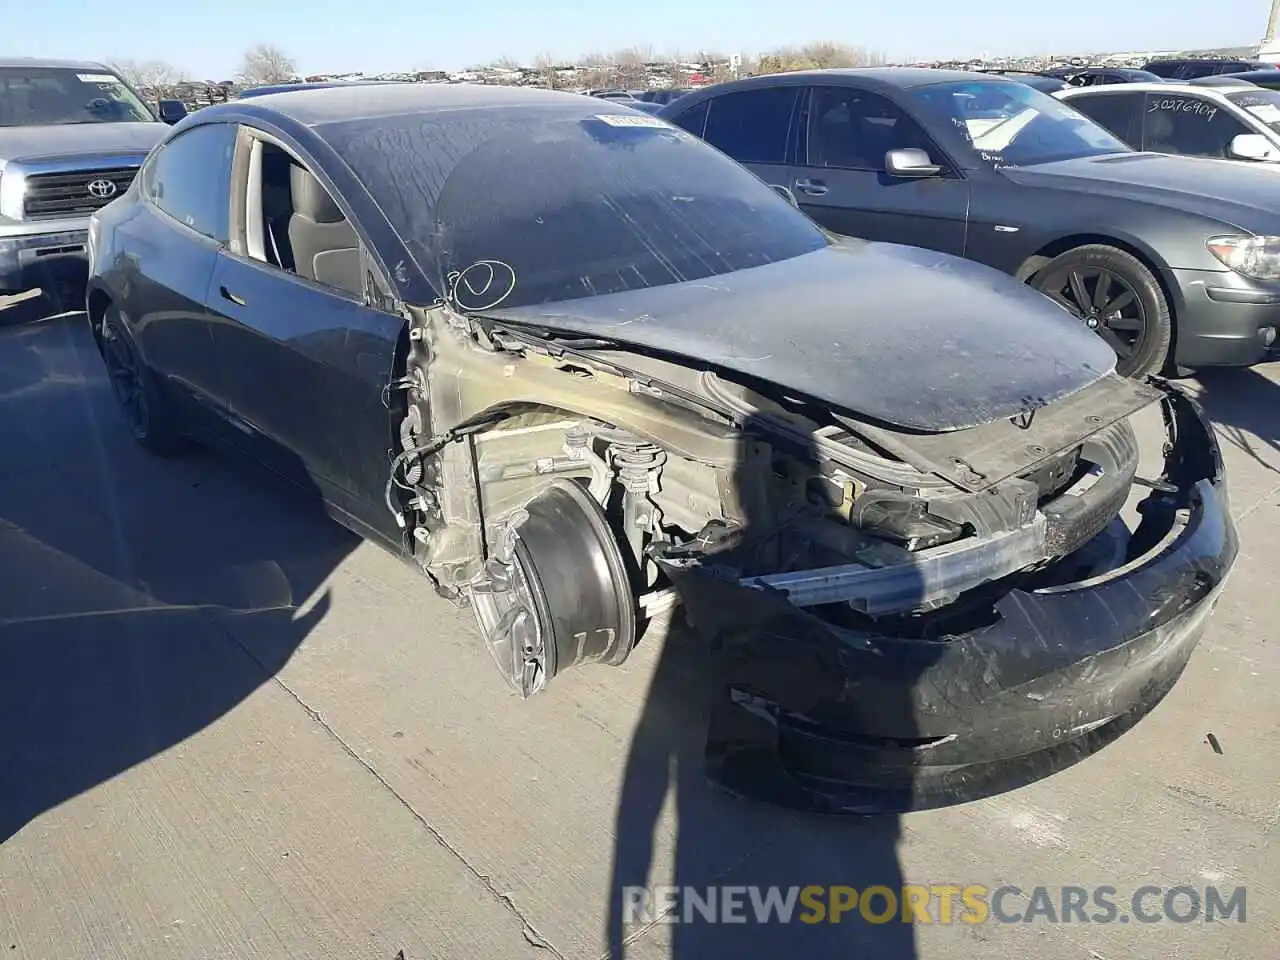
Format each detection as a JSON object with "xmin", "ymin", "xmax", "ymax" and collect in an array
[{"xmin": 660, "ymin": 68, "xmax": 1280, "ymax": 377}]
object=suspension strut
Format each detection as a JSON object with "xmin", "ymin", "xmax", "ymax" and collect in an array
[{"xmin": 608, "ymin": 440, "xmax": 667, "ymax": 581}]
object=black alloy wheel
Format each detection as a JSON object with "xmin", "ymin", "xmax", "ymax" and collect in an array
[
  {"xmin": 99, "ymin": 307, "xmax": 185, "ymax": 454},
  {"xmin": 1032, "ymin": 244, "xmax": 1172, "ymax": 378}
]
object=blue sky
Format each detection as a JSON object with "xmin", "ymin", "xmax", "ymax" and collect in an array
[{"xmin": 10, "ymin": 0, "xmax": 1273, "ymax": 80}]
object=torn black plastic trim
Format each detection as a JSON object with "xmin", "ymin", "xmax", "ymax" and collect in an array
[{"xmin": 668, "ymin": 382, "xmax": 1237, "ymax": 813}]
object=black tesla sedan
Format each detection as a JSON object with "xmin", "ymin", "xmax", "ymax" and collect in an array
[
  {"xmin": 86, "ymin": 84, "xmax": 1235, "ymax": 813},
  {"xmin": 659, "ymin": 68, "xmax": 1280, "ymax": 378}
]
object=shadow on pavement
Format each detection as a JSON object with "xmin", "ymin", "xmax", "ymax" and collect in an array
[
  {"xmin": 1193, "ymin": 364, "xmax": 1280, "ymax": 474},
  {"xmin": 606, "ymin": 413, "xmax": 922, "ymax": 959},
  {"xmin": 0, "ymin": 314, "xmax": 358, "ymax": 843}
]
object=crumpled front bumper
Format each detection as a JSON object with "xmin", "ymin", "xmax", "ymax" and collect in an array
[{"xmin": 659, "ymin": 385, "xmax": 1237, "ymax": 814}]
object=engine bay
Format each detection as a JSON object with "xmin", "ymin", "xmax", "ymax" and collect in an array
[{"xmin": 386, "ymin": 303, "xmax": 1182, "ymax": 695}]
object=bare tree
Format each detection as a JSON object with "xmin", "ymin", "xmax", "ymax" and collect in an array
[
  {"xmin": 237, "ymin": 44, "xmax": 296, "ymax": 86},
  {"xmin": 533, "ymin": 52, "xmax": 560, "ymax": 90},
  {"xmin": 107, "ymin": 58, "xmax": 187, "ymax": 99},
  {"xmin": 579, "ymin": 51, "xmax": 613, "ymax": 90},
  {"xmin": 661, "ymin": 50, "xmax": 687, "ymax": 88},
  {"xmin": 759, "ymin": 42, "xmax": 885, "ymax": 73},
  {"xmin": 611, "ymin": 47, "xmax": 652, "ymax": 88}
]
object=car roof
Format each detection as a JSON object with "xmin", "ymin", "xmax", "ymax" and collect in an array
[
  {"xmin": 1059, "ymin": 81, "xmax": 1252, "ymax": 96},
  {"xmin": 678, "ymin": 67, "xmax": 1017, "ymax": 99},
  {"xmin": 238, "ymin": 80, "xmax": 399, "ymax": 98},
  {"xmin": 203, "ymin": 81, "xmax": 626, "ymax": 127},
  {"xmin": 774, "ymin": 67, "xmax": 1009, "ymax": 88},
  {"xmin": 1145, "ymin": 57, "xmax": 1265, "ymax": 66},
  {"xmin": 0, "ymin": 56, "xmax": 111, "ymax": 71},
  {"xmin": 1206, "ymin": 69, "xmax": 1280, "ymax": 83}
]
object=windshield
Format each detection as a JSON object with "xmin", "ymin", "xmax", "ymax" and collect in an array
[
  {"xmin": 1227, "ymin": 89, "xmax": 1280, "ymax": 133},
  {"xmin": 325, "ymin": 108, "xmax": 829, "ymax": 309},
  {"xmin": 909, "ymin": 80, "xmax": 1131, "ymax": 167},
  {"xmin": 0, "ymin": 67, "xmax": 155, "ymax": 126}
]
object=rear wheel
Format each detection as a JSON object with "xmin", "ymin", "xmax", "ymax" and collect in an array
[
  {"xmin": 99, "ymin": 306, "xmax": 186, "ymax": 455},
  {"xmin": 1031, "ymin": 245, "xmax": 1172, "ymax": 378}
]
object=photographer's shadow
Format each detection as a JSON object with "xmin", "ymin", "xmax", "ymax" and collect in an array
[
  {"xmin": 0, "ymin": 316, "xmax": 358, "ymax": 842},
  {"xmin": 606, "ymin": 411, "xmax": 925, "ymax": 959}
]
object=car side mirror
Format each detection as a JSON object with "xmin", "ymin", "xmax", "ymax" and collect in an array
[
  {"xmin": 769, "ymin": 183, "xmax": 799, "ymax": 207},
  {"xmin": 885, "ymin": 148, "xmax": 943, "ymax": 178},
  {"xmin": 1228, "ymin": 132, "xmax": 1277, "ymax": 161},
  {"xmin": 157, "ymin": 99, "xmax": 188, "ymax": 125}
]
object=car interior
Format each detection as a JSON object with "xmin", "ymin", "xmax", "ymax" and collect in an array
[
  {"xmin": 808, "ymin": 91, "xmax": 936, "ymax": 169},
  {"xmin": 1143, "ymin": 104, "xmax": 1240, "ymax": 158},
  {"xmin": 248, "ymin": 140, "xmax": 364, "ymax": 298}
]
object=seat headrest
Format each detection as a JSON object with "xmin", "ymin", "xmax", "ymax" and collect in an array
[
  {"xmin": 1146, "ymin": 110, "xmax": 1174, "ymax": 140},
  {"xmin": 290, "ymin": 164, "xmax": 345, "ymax": 224}
]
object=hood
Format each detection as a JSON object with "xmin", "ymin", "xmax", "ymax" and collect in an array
[
  {"xmin": 0, "ymin": 122, "xmax": 166, "ymax": 164},
  {"xmin": 1002, "ymin": 152, "xmax": 1280, "ymax": 228},
  {"xmin": 484, "ymin": 240, "xmax": 1116, "ymax": 432}
]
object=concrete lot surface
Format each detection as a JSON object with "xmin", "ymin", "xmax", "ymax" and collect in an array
[{"xmin": 1, "ymin": 307, "xmax": 1277, "ymax": 960}]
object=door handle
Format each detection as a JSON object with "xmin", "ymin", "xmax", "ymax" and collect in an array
[
  {"xmin": 219, "ymin": 285, "xmax": 246, "ymax": 306},
  {"xmin": 794, "ymin": 178, "xmax": 829, "ymax": 196}
]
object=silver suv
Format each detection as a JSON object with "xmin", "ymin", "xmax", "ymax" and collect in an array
[{"xmin": 1, "ymin": 57, "xmax": 184, "ymax": 300}]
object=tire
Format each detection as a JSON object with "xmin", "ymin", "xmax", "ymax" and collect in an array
[
  {"xmin": 1030, "ymin": 244, "xmax": 1172, "ymax": 379},
  {"xmin": 99, "ymin": 306, "xmax": 187, "ymax": 455}
]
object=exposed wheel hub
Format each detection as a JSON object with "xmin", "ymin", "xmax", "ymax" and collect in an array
[{"xmin": 468, "ymin": 478, "xmax": 637, "ymax": 698}]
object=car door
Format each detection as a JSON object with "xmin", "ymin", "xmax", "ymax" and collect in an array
[
  {"xmin": 669, "ymin": 86, "xmax": 802, "ymax": 203},
  {"xmin": 1061, "ymin": 90, "xmax": 1146, "ymax": 149},
  {"xmin": 110, "ymin": 121, "xmax": 237, "ymax": 430},
  {"xmin": 1141, "ymin": 91, "xmax": 1254, "ymax": 159},
  {"xmin": 790, "ymin": 85, "xmax": 969, "ymax": 255},
  {"xmin": 203, "ymin": 129, "xmax": 405, "ymax": 533}
]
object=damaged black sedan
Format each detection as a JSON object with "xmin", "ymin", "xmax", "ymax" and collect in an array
[{"xmin": 85, "ymin": 84, "xmax": 1237, "ymax": 813}]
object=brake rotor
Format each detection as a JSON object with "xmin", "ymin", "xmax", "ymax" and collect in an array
[{"xmin": 470, "ymin": 478, "xmax": 637, "ymax": 697}]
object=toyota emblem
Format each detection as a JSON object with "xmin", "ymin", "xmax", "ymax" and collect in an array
[{"xmin": 87, "ymin": 178, "xmax": 117, "ymax": 199}]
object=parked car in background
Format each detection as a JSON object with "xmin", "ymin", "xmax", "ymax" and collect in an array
[
  {"xmin": 1, "ymin": 57, "xmax": 185, "ymax": 303},
  {"xmin": 1142, "ymin": 57, "xmax": 1277, "ymax": 80},
  {"xmin": 83, "ymin": 83, "xmax": 1237, "ymax": 813},
  {"xmin": 1057, "ymin": 81, "xmax": 1280, "ymax": 164},
  {"xmin": 238, "ymin": 80, "xmax": 405, "ymax": 99},
  {"xmin": 637, "ymin": 88, "xmax": 690, "ymax": 105},
  {"xmin": 1043, "ymin": 66, "xmax": 1165, "ymax": 86},
  {"xmin": 975, "ymin": 69, "xmax": 1069, "ymax": 93},
  {"xmin": 659, "ymin": 69, "xmax": 1280, "ymax": 376},
  {"xmin": 1195, "ymin": 68, "xmax": 1280, "ymax": 90},
  {"xmin": 587, "ymin": 89, "xmax": 637, "ymax": 101}
]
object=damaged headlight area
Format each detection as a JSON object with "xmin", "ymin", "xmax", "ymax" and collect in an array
[{"xmin": 385, "ymin": 313, "xmax": 1236, "ymax": 810}]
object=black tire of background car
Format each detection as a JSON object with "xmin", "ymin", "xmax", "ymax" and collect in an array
[
  {"xmin": 99, "ymin": 306, "xmax": 187, "ymax": 456},
  {"xmin": 1031, "ymin": 245, "xmax": 1172, "ymax": 379}
]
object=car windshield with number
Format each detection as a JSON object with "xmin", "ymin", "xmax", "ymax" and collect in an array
[
  {"xmin": 1226, "ymin": 88, "xmax": 1280, "ymax": 134},
  {"xmin": 322, "ymin": 108, "xmax": 828, "ymax": 309},
  {"xmin": 910, "ymin": 79, "xmax": 1131, "ymax": 166},
  {"xmin": 0, "ymin": 66, "xmax": 154, "ymax": 126}
]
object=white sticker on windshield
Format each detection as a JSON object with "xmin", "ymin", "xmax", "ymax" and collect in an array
[
  {"xmin": 595, "ymin": 113, "xmax": 669, "ymax": 128},
  {"xmin": 77, "ymin": 73, "xmax": 119, "ymax": 83},
  {"xmin": 1247, "ymin": 103, "xmax": 1280, "ymax": 124}
]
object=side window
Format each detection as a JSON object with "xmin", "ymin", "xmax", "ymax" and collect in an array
[
  {"xmin": 1067, "ymin": 93, "xmax": 1144, "ymax": 148},
  {"xmin": 806, "ymin": 86, "xmax": 941, "ymax": 171},
  {"xmin": 668, "ymin": 99, "xmax": 708, "ymax": 138},
  {"xmin": 246, "ymin": 140, "xmax": 365, "ymax": 300},
  {"xmin": 141, "ymin": 123, "xmax": 236, "ymax": 242},
  {"xmin": 702, "ymin": 87, "xmax": 798, "ymax": 164},
  {"xmin": 1142, "ymin": 94, "xmax": 1250, "ymax": 159}
]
